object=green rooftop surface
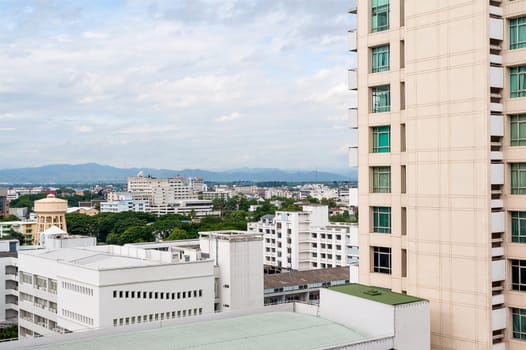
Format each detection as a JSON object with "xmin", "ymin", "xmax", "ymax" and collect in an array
[
  {"xmin": 328, "ymin": 283, "xmax": 425, "ymax": 305},
  {"xmin": 26, "ymin": 312, "xmax": 366, "ymax": 350}
]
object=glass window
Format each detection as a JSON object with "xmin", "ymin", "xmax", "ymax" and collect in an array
[
  {"xmin": 372, "ymin": 45, "xmax": 390, "ymax": 72},
  {"xmin": 372, "ymin": 85, "xmax": 390, "ymax": 113},
  {"xmin": 371, "ymin": 0, "xmax": 389, "ymax": 32},
  {"xmin": 373, "ymin": 207, "xmax": 391, "ymax": 233},
  {"xmin": 512, "ymin": 259, "xmax": 526, "ymax": 291},
  {"xmin": 513, "ymin": 308, "xmax": 526, "ymax": 340},
  {"xmin": 510, "ymin": 66, "xmax": 526, "ymax": 98},
  {"xmin": 511, "ymin": 114, "xmax": 526, "ymax": 146},
  {"xmin": 373, "ymin": 247, "xmax": 391, "ymax": 274},
  {"xmin": 372, "ymin": 166, "xmax": 391, "ymax": 193},
  {"xmin": 372, "ymin": 126, "xmax": 390, "ymax": 152},
  {"xmin": 510, "ymin": 17, "xmax": 526, "ymax": 50},
  {"xmin": 512, "ymin": 212, "xmax": 526, "ymax": 243},
  {"xmin": 511, "ymin": 163, "xmax": 526, "ymax": 194}
]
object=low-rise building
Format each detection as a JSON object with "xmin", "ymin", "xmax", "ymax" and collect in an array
[
  {"xmin": 264, "ymin": 266, "xmax": 349, "ymax": 305},
  {"xmin": 16, "ymin": 230, "xmax": 262, "ymax": 338}
]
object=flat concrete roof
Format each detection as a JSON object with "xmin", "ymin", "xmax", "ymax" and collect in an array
[
  {"xmin": 328, "ymin": 283, "xmax": 425, "ymax": 305},
  {"xmin": 264, "ymin": 267, "xmax": 349, "ymax": 289},
  {"xmin": 22, "ymin": 312, "xmax": 366, "ymax": 350}
]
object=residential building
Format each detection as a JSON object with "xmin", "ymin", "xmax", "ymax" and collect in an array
[
  {"xmin": 247, "ymin": 205, "xmax": 358, "ymax": 271},
  {"xmin": 99, "ymin": 200, "xmax": 148, "ymax": 213},
  {"xmin": 5, "ymin": 283, "xmax": 429, "ymax": 350},
  {"xmin": 350, "ymin": 1, "xmax": 526, "ymax": 349},
  {"xmin": 16, "ymin": 230, "xmax": 262, "ymax": 338},
  {"xmin": 0, "ymin": 221, "xmax": 37, "ymax": 245}
]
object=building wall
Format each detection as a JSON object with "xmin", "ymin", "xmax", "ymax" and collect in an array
[{"xmin": 353, "ymin": 1, "xmax": 526, "ymax": 349}]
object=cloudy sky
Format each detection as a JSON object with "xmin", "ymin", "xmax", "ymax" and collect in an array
[{"xmin": 0, "ymin": 0, "xmax": 356, "ymax": 171}]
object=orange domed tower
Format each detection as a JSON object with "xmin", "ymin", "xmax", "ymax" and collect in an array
[{"xmin": 34, "ymin": 194, "xmax": 68, "ymax": 245}]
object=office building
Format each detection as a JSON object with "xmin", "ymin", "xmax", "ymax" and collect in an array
[
  {"xmin": 350, "ymin": 1, "xmax": 526, "ymax": 349},
  {"xmin": 16, "ymin": 230, "xmax": 262, "ymax": 338}
]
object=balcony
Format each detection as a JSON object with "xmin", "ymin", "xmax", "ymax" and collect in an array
[
  {"xmin": 489, "ymin": 67, "xmax": 504, "ymax": 88},
  {"xmin": 490, "ymin": 103, "xmax": 503, "ymax": 113},
  {"xmin": 348, "ymin": 108, "xmax": 358, "ymax": 128},
  {"xmin": 491, "ymin": 247, "xmax": 504, "ymax": 257},
  {"xmin": 490, "ymin": 199, "xmax": 503, "ymax": 209},
  {"xmin": 489, "ymin": 18, "xmax": 503, "ymax": 41},
  {"xmin": 349, "ymin": 188, "xmax": 358, "ymax": 207},
  {"xmin": 348, "ymin": 31, "xmax": 357, "ymax": 51},
  {"xmin": 492, "ymin": 293, "xmax": 504, "ymax": 306},
  {"xmin": 348, "ymin": 69, "xmax": 357, "ymax": 90},
  {"xmin": 489, "ymin": 54, "xmax": 502, "ymax": 65},
  {"xmin": 491, "ymin": 211, "xmax": 505, "ymax": 232},
  {"xmin": 492, "ymin": 259, "xmax": 505, "ymax": 282},
  {"xmin": 492, "ymin": 307, "xmax": 506, "ymax": 331},
  {"xmin": 490, "ymin": 151, "xmax": 503, "ymax": 161},
  {"xmin": 489, "ymin": 6, "xmax": 503, "ymax": 18},
  {"xmin": 349, "ymin": 147, "xmax": 358, "ymax": 167},
  {"xmin": 490, "ymin": 115, "xmax": 504, "ymax": 137},
  {"xmin": 490, "ymin": 163, "xmax": 504, "ymax": 185}
]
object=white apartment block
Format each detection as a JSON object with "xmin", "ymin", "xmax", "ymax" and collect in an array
[
  {"xmin": 16, "ymin": 230, "xmax": 262, "ymax": 338},
  {"xmin": 0, "ymin": 240, "xmax": 19, "ymax": 325},
  {"xmin": 127, "ymin": 174, "xmax": 194, "ymax": 206},
  {"xmin": 99, "ymin": 200, "xmax": 148, "ymax": 213},
  {"xmin": 350, "ymin": 1, "xmax": 526, "ymax": 349},
  {"xmin": 247, "ymin": 205, "xmax": 358, "ymax": 271}
]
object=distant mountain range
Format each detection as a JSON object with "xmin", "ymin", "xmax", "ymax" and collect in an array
[{"xmin": 0, "ymin": 163, "xmax": 357, "ymax": 184}]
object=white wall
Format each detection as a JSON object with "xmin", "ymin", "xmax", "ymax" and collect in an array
[
  {"xmin": 393, "ymin": 302, "xmax": 430, "ymax": 349},
  {"xmin": 319, "ymin": 288, "xmax": 394, "ymax": 338}
]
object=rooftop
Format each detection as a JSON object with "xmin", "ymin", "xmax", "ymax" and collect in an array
[
  {"xmin": 20, "ymin": 312, "xmax": 366, "ymax": 350},
  {"xmin": 328, "ymin": 283, "xmax": 425, "ymax": 306},
  {"xmin": 264, "ymin": 267, "xmax": 349, "ymax": 289}
]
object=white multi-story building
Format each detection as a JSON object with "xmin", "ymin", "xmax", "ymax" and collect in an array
[
  {"xmin": 186, "ymin": 177, "xmax": 207, "ymax": 194},
  {"xmin": 0, "ymin": 240, "xmax": 19, "ymax": 325},
  {"xmin": 128, "ymin": 174, "xmax": 194, "ymax": 206},
  {"xmin": 247, "ymin": 205, "xmax": 358, "ymax": 271},
  {"xmin": 16, "ymin": 230, "xmax": 263, "ymax": 338},
  {"xmin": 99, "ymin": 200, "xmax": 148, "ymax": 213}
]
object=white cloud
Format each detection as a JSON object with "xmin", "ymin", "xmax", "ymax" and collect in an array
[
  {"xmin": 0, "ymin": 0, "xmax": 354, "ymax": 170},
  {"xmin": 215, "ymin": 112, "xmax": 242, "ymax": 123}
]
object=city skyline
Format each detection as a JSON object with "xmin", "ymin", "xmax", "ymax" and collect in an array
[{"xmin": 0, "ymin": 0, "xmax": 357, "ymax": 170}]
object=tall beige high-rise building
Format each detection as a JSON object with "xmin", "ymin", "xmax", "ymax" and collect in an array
[{"xmin": 350, "ymin": 1, "xmax": 526, "ymax": 349}]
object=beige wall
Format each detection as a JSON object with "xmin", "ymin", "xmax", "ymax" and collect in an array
[{"xmin": 353, "ymin": 0, "xmax": 526, "ymax": 349}]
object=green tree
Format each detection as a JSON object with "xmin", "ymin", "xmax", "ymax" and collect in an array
[
  {"xmin": 65, "ymin": 214, "xmax": 98, "ymax": 237},
  {"xmin": 119, "ymin": 226, "xmax": 154, "ymax": 244},
  {"xmin": 165, "ymin": 228, "xmax": 190, "ymax": 241},
  {"xmin": 9, "ymin": 194, "xmax": 47, "ymax": 211},
  {"xmin": 1, "ymin": 214, "xmax": 20, "ymax": 222},
  {"xmin": 0, "ymin": 325, "xmax": 17, "ymax": 340}
]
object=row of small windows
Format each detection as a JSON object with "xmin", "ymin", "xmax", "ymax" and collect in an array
[
  {"xmin": 113, "ymin": 289, "xmax": 203, "ymax": 300},
  {"xmin": 113, "ymin": 308, "xmax": 203, "ymax": 327},
  {"xmin": 310, "ymin": 233, "xmax": 343, "ymax": 240},
  {"xmin": 62, "ymin": 309, "xmax": 93, "ymax": 326},
  {"xmin": 62, "ymin": 281, "xmax": 93, "ymax": 296},
  {"xmin": 311, "ymin": 243, "xmax": 343, "ymax": 250}
]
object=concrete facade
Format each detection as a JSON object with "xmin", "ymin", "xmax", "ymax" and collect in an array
[{"xmin": 351, "ymin": 1, "xmax": 526, "ymax": 349}]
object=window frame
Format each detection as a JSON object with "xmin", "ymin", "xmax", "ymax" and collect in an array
[
  {"xmin": 511, "ymin": 163, "xmax": 526, "ymax": 194},
  {"xmin": 512, "ymin": 308, "xmax": 526, "ymax": 340},
  {"xmin": 371, "ymin": 0, "xmax": 390, "ymax": 33},
  {"xmin": 510, "ymin": 114, "xmax": 526, "ymax": 146},
  {"xmin": 512, "ymin": 212, "xmax": 526, "ymax": 243},
  {"xmin": 372, "ymin": 85, "xmax": 391, "ymax": 113},
  {"xmin": 510, "ymin": 16, "xmax": 526, "ymax": 50},
  {"xmin": 372, "ymin": 126, "xmax": 391, "ymax": 153},
  {"xmin": 372, "ymin": 45, "xmax": 390, "ymax": 73},
  {"xmin": 373, "ymin": 246, "xmax": 392, "ymax": 274},
  {"xmin": 372, "ymin": 166, "xmax": 391, "ymax": 193},
  {"xmin": 512, "ymin": 259, "xmax": 526, "ymax": 291},
  {"xmin": 372, "ymin": 207, "xmax": 391, "ymax": 233},
  {"xmin": 510, "ymin": 66, "xmax": 526, "ymax": 98}
]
